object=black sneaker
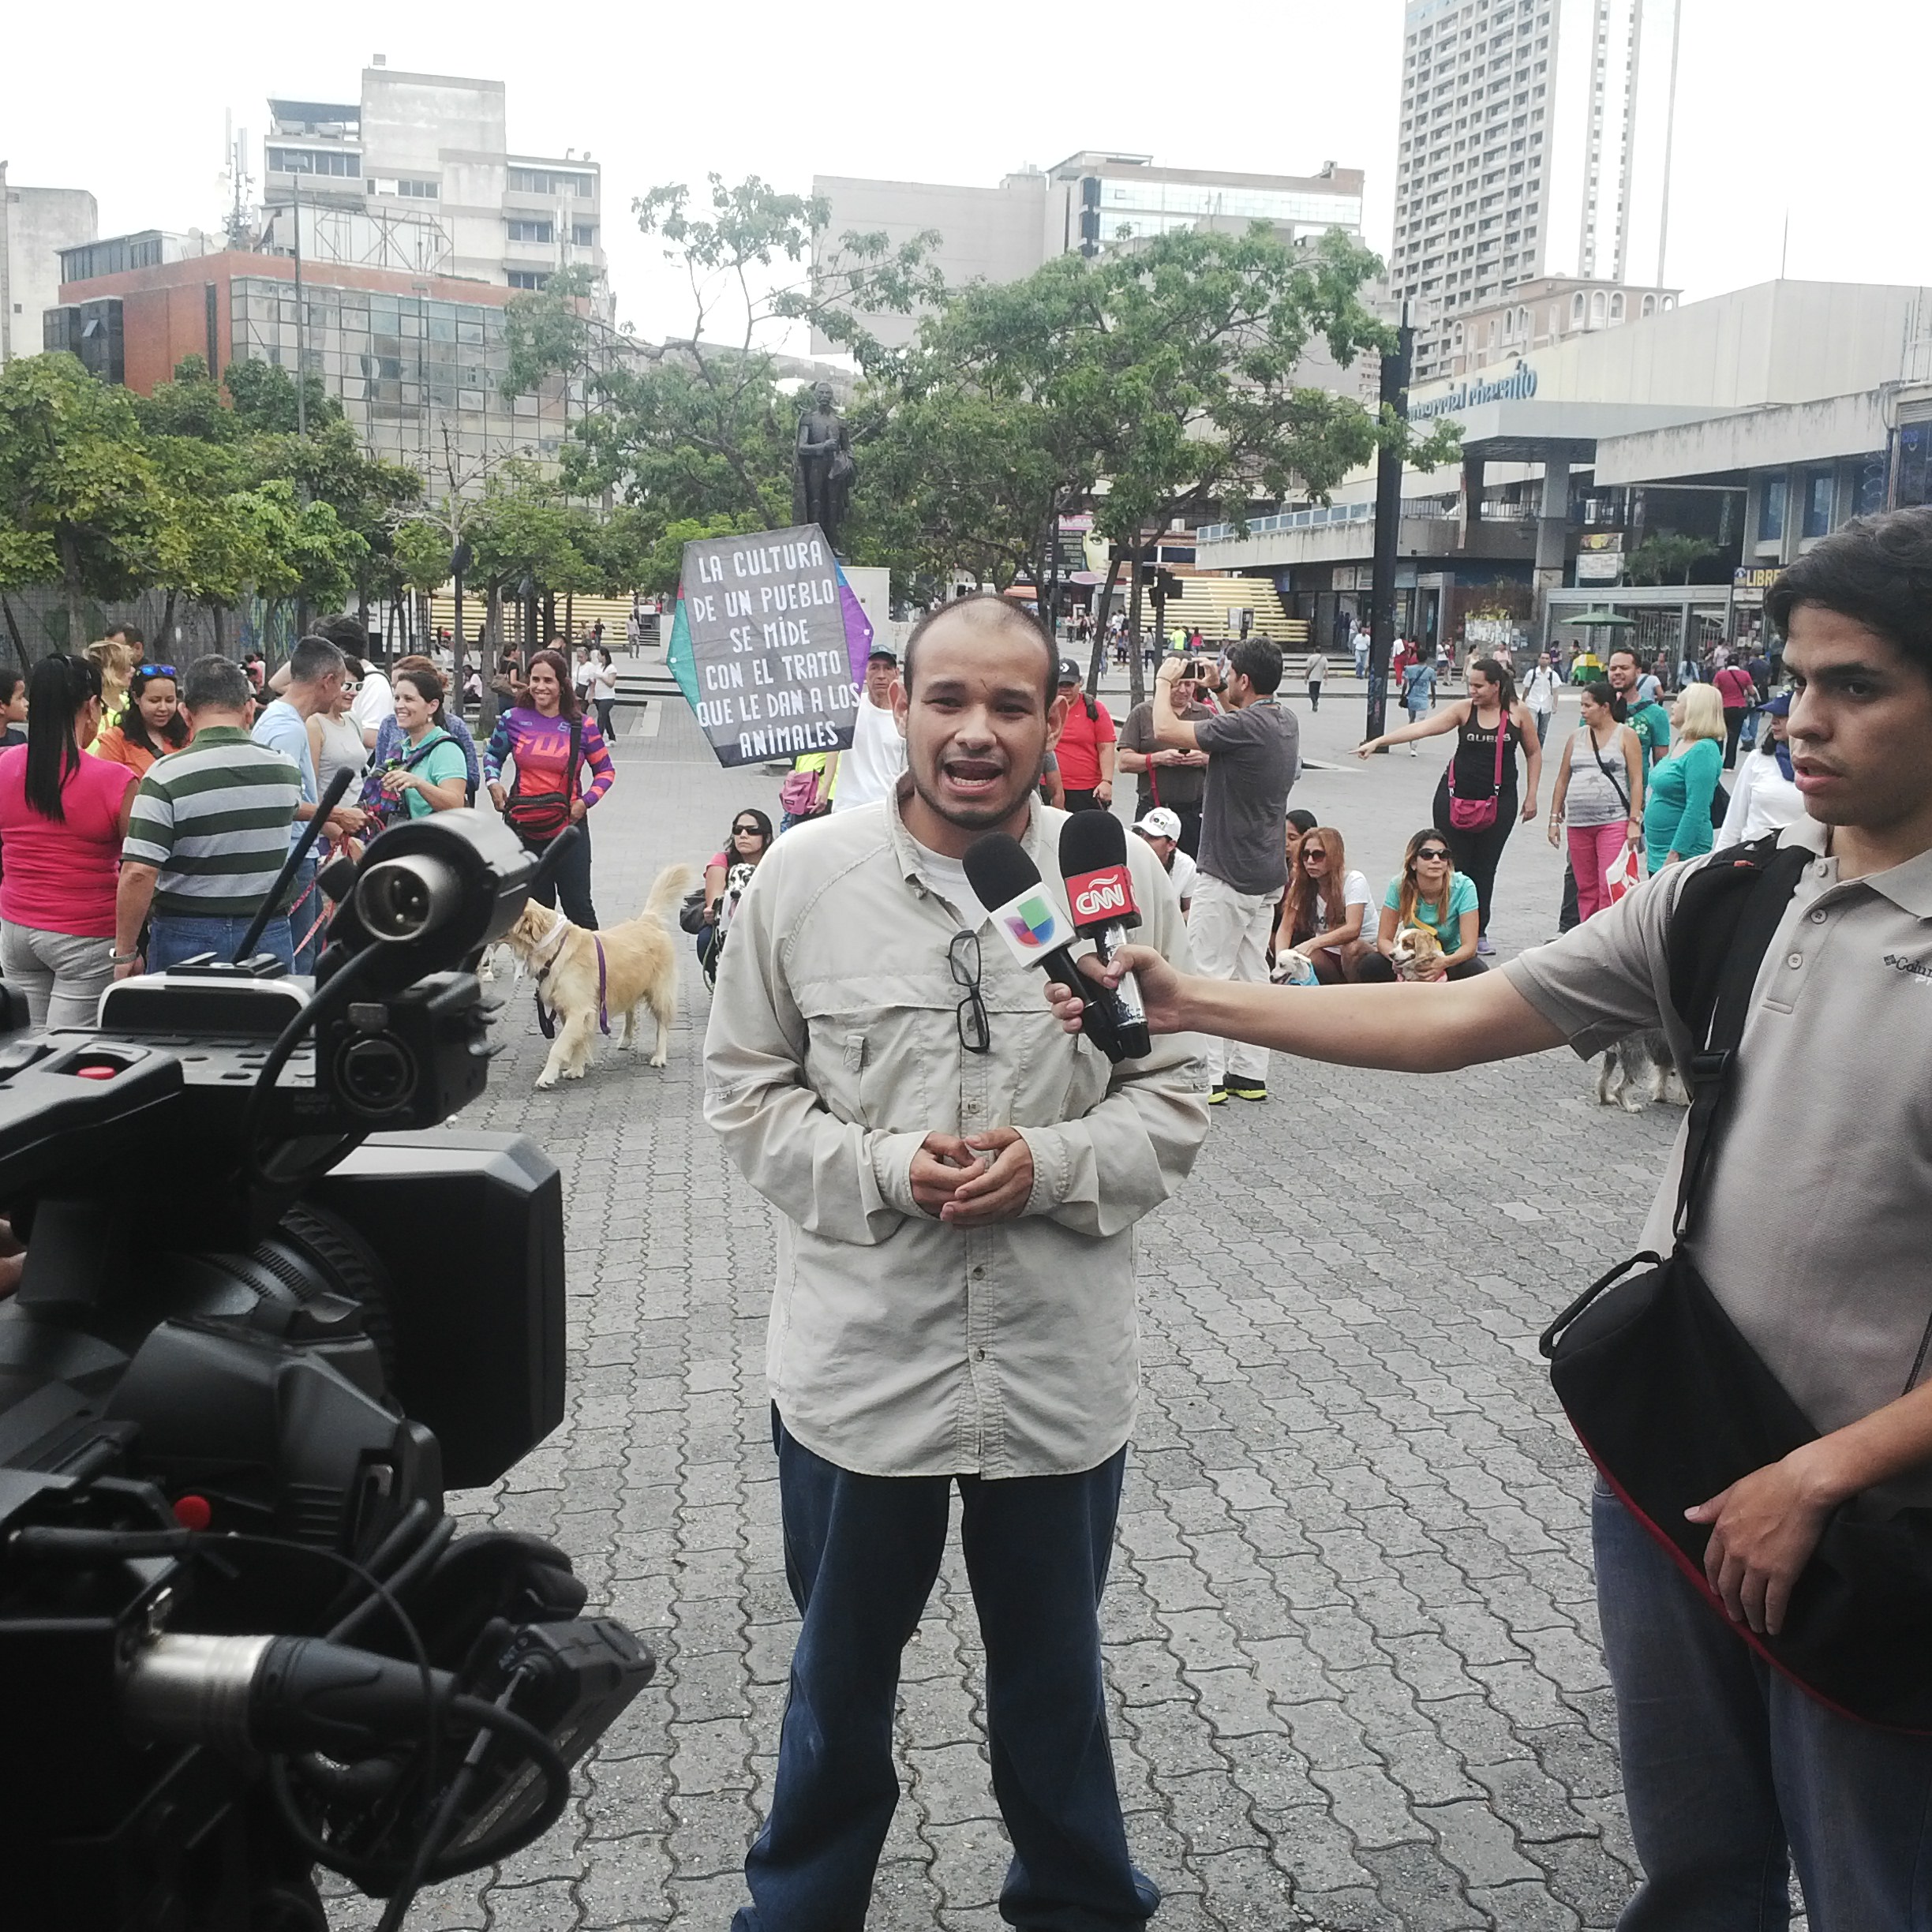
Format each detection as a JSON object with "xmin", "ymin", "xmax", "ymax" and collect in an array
[
  {"xmin": 1224, "ymin": 1080, "xmax": 1268, "ymax": 1102},
  {"xmin": 1208, "ymin": 1084, "xmax": 1229, "ymax": 1105}
]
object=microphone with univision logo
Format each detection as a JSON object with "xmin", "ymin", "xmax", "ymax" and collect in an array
[
  {"xmin": 960, "ymin": 832, "xmax": 1134, "ymax": 1062},
  {"xmin": 1058, "ymin": 812, "xmax": 1152, "ymax": 1061}
]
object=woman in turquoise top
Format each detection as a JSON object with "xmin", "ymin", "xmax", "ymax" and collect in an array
[
  {"xmin": 1356, "ymin": 829, "xmax": 1485, "ymax": 982},
  {"xmin": 1643, "ymin": 683, "xmax": 1725, "ymax": 873},
  {"xmin": 378, "ymin": 667, "xmax": 468, "ymax": 820}
]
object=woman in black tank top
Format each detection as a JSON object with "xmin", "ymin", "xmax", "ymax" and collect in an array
[{"xmin": 1356, "ymin": 656, "xmax": 1544, "ymax": 951}]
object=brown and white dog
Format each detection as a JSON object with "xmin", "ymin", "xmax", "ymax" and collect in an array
[
  {"xmin": 504, "ymin": 863, "xmax": 695, "ymax": 1089},
  {"xmin": 1387, "ymin": 924, "xmax": 1445, "ymax": 981}
]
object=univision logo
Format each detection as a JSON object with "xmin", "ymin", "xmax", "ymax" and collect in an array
[{"xmin": 1003, "ymin": 894, "xmax": 1059, "ymax": 949}]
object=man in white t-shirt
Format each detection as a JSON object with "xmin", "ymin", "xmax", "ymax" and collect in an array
[
  {"xmin": 349, "ymin": 661, "xmax": 395, "ymax": 750},
  {"xmin": 830, "ymin": 648, "xmax": 908, "ymax": 813},
  {"xmin": 1133, "ymin": 807, "xmax": 1197, "ymax": 915}
]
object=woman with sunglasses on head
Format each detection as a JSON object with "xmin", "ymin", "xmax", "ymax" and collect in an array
[
  {"xmin": 485, "ymin": 646, "xmax": 614, "ymax": 927},
  {"xmin": 89, "ymin": 664, "xmax": 189, "ymax": 777},
  {"xmin": 308, "ymin": 657, "xmax": 369, "ymax": 803},
  {"xmin": 1356, "ymin": 829, "xmax": 1485, "ymax": 983},
  {"xmin": 1275, "ymin": 826, "xmax": 1376, "ymax": 983},
  {"xmin": 0, "ymin": 653, "xmax": 140, "ymax": 1024}
]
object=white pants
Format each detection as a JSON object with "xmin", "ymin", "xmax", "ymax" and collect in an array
[
  {"xmin": 1, "ymin": 922, "xmax": 114, "ymax": 1028},
  {"xmin": 1189, "ymin": 874, "xmax": 1276, "ymax": 1084}
]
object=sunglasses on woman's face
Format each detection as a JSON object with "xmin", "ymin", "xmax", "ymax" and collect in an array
[
  {"xmin": 732, "ymin": 823, "xmax": 762, "ymax": 837},
  {"xmin": 137, "ymin": 663, "xmax": 177, "ymax": 678},
  {"xmin": 1302, "ymin": 848, "xmax": 1327, "ymax": 862},
  {"xmin": 1417, "ymin": 848, "xmax": 1450, "ymax": 863}
]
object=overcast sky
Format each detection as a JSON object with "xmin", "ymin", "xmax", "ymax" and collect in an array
[{"xmin": 3, "ymin": 0, "xmax": 1926, "ymax": 348}]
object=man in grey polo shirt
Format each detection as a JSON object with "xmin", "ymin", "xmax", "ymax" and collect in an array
[{"xmin": 1049, "ymin": 508, "xmax": 1932, "ymax": 1927}]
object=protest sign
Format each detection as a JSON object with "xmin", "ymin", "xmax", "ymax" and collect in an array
[{"xmin": 666, "ymin": 524, "xmax": 873, "ymax": 768}]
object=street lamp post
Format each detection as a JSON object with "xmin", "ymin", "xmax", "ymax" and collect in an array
[
  {"xmin": 451, "ymin": 538, "xmax": 473, "ymax": 720},
  {"xmin": 1366, "ymin": 305, "xmax": 1416, "ymax": 748}
]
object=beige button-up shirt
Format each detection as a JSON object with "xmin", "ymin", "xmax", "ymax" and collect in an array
[
  {"xmin": 704, "ymin": 789, "xmax": 1211, "ymax": 1479},
  {"xmin": 1507, "ymin": 817, "xmax": 1932, "ymax": 1505}
]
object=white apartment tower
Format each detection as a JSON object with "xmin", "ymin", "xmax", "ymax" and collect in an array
[
  {"xmin": 260, "ymin": 63, "xmax": 608, "ymax": 301},
  {"xmin": 1391, "ymin": 0, "xmax": 1682, "ymax": 381}
]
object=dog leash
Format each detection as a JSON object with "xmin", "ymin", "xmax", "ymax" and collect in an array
[{"xmin": 528, "ymin": 915, "xmax": 612, "ymax": 1040}]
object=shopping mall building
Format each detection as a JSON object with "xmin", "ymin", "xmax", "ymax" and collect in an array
[{"xmin": 1194, "ymin": 277, "xmax": 1932, "ymax": 664}]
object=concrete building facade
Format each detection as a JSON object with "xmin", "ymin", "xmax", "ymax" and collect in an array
[
  {"xmin": 813, "ymin": 151, "xmax": 1365, "ymax": 352},
  {"xmin": 260, "ymin": 62, "xmax": 608, "ymax": 301},
  {"xmin": 1194, "ymin": 278, "xmax": 1932, "ymax": 661},
  {"xmin": 1392, "ymin": 0, "xmax": 1683, "ymax": 383},
  {"xmin": 0, "ymin": 167, "xmax": 96, "ymax": 366}
]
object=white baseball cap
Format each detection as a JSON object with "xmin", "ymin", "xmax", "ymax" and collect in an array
[{"xmin": 1135, "ymin": 807, "xmax": 1183, "ymax": 841}]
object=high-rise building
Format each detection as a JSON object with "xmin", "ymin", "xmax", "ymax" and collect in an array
[
  {"xmin": 813, "ymin": 152, "xmax": 1365, "ymax": 352},
  {"xmin": 0, "ymin": 167, "xmax": 97, "ymax": 367},
  {"xmin": 260, "ymin": 62, "xmax": 608, "ymax": 302},
  {"xmin": 1391, "ymin": 0, "xmax": 1683, "ymax": 382}
]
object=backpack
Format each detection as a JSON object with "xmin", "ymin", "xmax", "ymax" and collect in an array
[{"xmin": 358, "ymin": 728, "xmax": 453, "ymax": 827}]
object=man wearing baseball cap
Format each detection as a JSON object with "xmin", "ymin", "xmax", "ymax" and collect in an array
[
  {"xmin": 1054, "ymin": 659, "xmax": 1117, "ymax": 813},
  {"xmin": 1133, "ymin": 807, "xmax": 1196, "ymax": 915},
  {"xmin": 831, "ymin": 646, "xmax": 907, "ymax": 815},
  {"xmin": 1717, "ymin": 688, "xmax": 1804, "ymax": 845}
]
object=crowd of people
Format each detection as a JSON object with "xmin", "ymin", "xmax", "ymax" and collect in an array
[{"xmin": 0, "ymin": 616, "xmax": 618, "ymax": 1024}]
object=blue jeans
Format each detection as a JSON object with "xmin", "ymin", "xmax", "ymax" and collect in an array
[
  {"xmin": 734, "ymin": 1418, "xmax": 1154, "ymax": 1932},
  {"xmin": 146, "ymin": 912, "xmax": 294, "ymax": 973},
  {"xmin": 1594, "ymin": 1483, "xmax": 1932, "ymax": 1929}
]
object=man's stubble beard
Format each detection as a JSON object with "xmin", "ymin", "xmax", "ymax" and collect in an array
[{"xmin": 907, "ymin": 761, "xmax": 1041, "ymax": 834}]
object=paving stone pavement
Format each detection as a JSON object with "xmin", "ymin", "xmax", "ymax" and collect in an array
[{"xmin": 324, "ymin": 682, "xmax": 1717, "ymax": 1932}]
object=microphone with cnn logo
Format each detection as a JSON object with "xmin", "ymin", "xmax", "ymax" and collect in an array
[{"xmin": 1058, "ymin": 813, "xmax": 1152, "ymax": 1061}]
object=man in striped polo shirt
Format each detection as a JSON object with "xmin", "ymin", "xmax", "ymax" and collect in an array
[{"xmin": 114, "ymin": 655, "xmax": 305, "ymax": 975}]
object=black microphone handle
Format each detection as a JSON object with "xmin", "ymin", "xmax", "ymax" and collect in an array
[{"xmin": 1043, "ymin": 946, "xmax": 1129, "ymax": 1062}]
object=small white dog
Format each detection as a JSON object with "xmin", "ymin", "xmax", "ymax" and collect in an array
[
  {"xmin": 1387, "ymin": 924, "xmax": 1446, "ymax": 981},
  {"xmin": 502, "ymin": 863, "xmax": 694, "ymax": 1089},
  {"xmin": 1269, "ymin": 947, "xmax": 1320, "ymax": 987}
]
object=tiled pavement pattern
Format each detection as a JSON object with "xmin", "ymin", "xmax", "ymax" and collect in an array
[{"xmin": 325, "ymin": 680, "xmax": 1713, "ymax": 1931}]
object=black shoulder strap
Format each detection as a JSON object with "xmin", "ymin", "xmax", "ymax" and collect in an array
[{"xmin": 1664, "ymin": 837, "xmax": 1812, "ymax": 1236}]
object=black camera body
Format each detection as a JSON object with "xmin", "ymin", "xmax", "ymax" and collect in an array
[{"xmin": 0, "ymin": 811, "xmax": 653, "ymax": 1932}]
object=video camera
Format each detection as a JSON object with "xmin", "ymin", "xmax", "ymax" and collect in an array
[{"xmin": 0, "ymin": 806, "xmax": 654, "ymax": 1932}]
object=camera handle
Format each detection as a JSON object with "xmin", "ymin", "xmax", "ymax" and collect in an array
[{"xmin": 234, "ymin": 767, "xmax": 357, "ymax": 964}]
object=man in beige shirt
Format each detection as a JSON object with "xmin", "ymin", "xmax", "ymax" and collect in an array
[
  {"xmin": 706, "ymin": 594, "xmax": 1208, "ymax": 1932},
  {"xmin": 1046, "ymin": 508, "xmax": 1932, "ymax": 1930}
]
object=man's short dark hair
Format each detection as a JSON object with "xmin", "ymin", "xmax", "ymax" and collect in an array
[
  {"xmin": 182, "ymin": 655, "xmax": 253, "ymax": 713},
  {"xmin": 902, "ymin": 594, "xmax": 1056, "ymax": 706},
  {"xmin": 313, "ymin": 612, "xmax": 370, "ymax": 654},
  {"xmin": 1607, "ymin": 645, "xmax": 1639, "ymax": 668},
  {"xmin": 1226, "ymin": 638, "xmax": 1283, "ymax": 695},
  {"xmin": 286, "ymin": 635, "xmax": 346, "ymax": 687},
  {"xmin": 1765, "ymin": 507, "xmax": 1932, "ymax": 676},
  {"xmin": 104, "ymin": 621, "xmax": 144, "ymax": 646}
]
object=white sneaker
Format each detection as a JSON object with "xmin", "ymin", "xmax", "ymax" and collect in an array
[{"xmin": 1409, "ymin": 745, "xmax": 1418, "ymax": 757}]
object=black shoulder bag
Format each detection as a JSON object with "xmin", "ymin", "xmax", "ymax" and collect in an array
[{"xmin": 1541, "ymin": 835, "xmax": 1932, "ymax": 1732}]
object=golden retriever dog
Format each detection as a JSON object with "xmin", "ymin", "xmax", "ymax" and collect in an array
[{"xmin": 504, "ymin": 863, "xmax": 694, "ymax": 1089}]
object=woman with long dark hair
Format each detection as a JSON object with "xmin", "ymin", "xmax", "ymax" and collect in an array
[
  {"xmin": 0, "ymin": 654, "xmax": 140, "ymax": 1024},
  {"xmin": 91, "ymin": 663, "xmax": 190, "ymax": 777},
  {"xmin": 698, "ymin": 808, "xmax": 773, "ymax": 986},
  {"xmin": 483, "ymin": 645, "xmax": 615, "ymax": 927},
  {"xmin": 1356, "ymin": 655, "xmax": 1543, "ymax": 953},
  {"xmin": 1274, "ymin": 826, "xmax": 1374, "ymax": 983}
]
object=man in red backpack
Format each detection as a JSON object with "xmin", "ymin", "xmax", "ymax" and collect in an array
[{"xmin": 1048, "ymin": 507, "xmax": 1932, "ymax": 1930}]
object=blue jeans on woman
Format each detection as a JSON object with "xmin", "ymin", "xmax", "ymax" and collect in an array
[
  {"xmin": 146, "ymin": 911, "xmax": 294, "ymax": 973},
  {"xmin": 1594, "ymin": 1481, "xmax": 1932, "ymax": 1928},
  {"xmin": 732, "ymin": 1417, "xmax": 1154, "ymax": 1932}
]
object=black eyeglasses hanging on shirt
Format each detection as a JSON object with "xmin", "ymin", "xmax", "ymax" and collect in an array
[{"xmin": 949, "ymin": 930, "xmax": 991, "ymax": 1056}]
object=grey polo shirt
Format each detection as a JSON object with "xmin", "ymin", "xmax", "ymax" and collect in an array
[{"xmin": 1505, "ymin": 817, "xmax": 1932, "ymax": 1506}]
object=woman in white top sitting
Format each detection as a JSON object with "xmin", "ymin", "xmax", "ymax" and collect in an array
[
  {"xmin": 1717, "ymin": 689, "xmax": 1803, "ymax": 845},
  {"xmin": 1273, "ymin": 825, "xmax": 1374, "ymax": 983}
]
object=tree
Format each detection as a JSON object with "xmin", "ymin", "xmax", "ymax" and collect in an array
[
  {"xmin": 1626, "ymin": 531, "xmax": 1717, "ymax": 586},
  {"xmin": 537, "ymin": 175, "xmax": 938, "ymax": 533},
  {"xmin": 0, "ymin": 352, "xmax": 167, "ymax": 650},
  {"xmin": 222, "ymin": 357, "xmax": 343, "ymax": 436}
]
